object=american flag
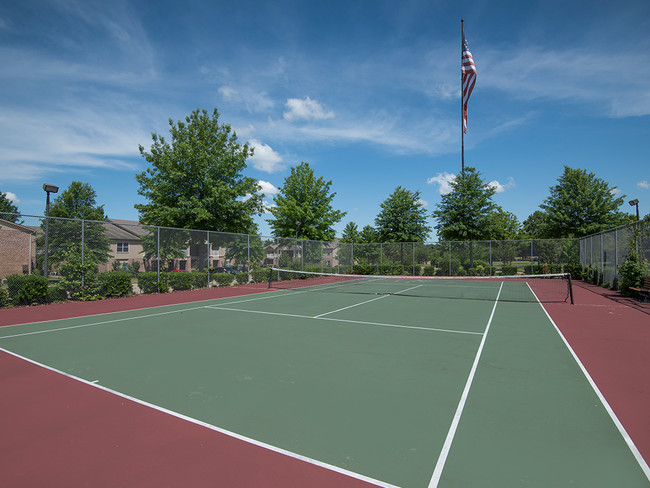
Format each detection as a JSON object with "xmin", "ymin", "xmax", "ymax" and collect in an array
[{"xmin": 462, "ymin": 33, "xmax": 477, "ymax": 134}]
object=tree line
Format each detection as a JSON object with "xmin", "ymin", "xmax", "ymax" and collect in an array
[{"xmin": 0, "ymin": 107, "xmax": 639, "ymax": 248}]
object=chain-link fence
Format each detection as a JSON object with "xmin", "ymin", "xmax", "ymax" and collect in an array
[
  {"xmin": 579, "ymin": 219, "xmax": 650, "ymax": 286},
  {"xmin": 1, "ymin": 213, "xmax": 585, "ymax": 307}
]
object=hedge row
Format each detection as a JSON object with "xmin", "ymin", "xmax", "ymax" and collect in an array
[{"xmin": 1, "ymin": 269, "xmax": 272, "ymax": 307}]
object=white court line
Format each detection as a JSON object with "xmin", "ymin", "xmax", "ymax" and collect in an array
[
  {"xmin": 0, "ymin": 289, "xmax": 308, "ymax": 340},
  {"xmin": 528, "ymin": 286, "xmax": 650, "ymax": 482},
  {"xmin": 203, "ymin": 305, "xmax": 483, "ymax": 336},
  {"xmin": 313, "ymin": 294, "xmax": 389, "ymax": 318},
  {"xmin": 314, "ymin": 282, "xmax": 424, "ymax": 318},
  {"xmin": 427, "ymin": 281, "xmax": 504, "ymax": 488},
  {"xmin": 0, "ymin": 347, "xmax": 399, "ymax": 488},
  {"xmin": 0, "ymin": 305, "xmax": 208, "ymax": 340}
]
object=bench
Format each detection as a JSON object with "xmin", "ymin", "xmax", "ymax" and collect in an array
[{"xmin": 630, "ymin": 276, "xmax": 650, "ymax": 301}]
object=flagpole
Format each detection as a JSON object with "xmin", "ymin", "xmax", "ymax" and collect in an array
[{"xmin": 461, "ymin": 19, "xmax": 465, "ymax": 173}]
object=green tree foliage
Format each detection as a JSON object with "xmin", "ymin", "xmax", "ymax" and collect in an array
[
  {"xmin": 0, "ymin": 191, "xmax": 21, "ymax": 223},
  {"xmin": 539, "ymin": 166, "xmax": 630, "ymax": 238},
  {"xmin": 42, "ymin": 181, "xmax": 110, "ymax": 268},
  {"xmin": 267, "ymin": 162, "xmax": 346, "ymax": 241},
  {"xmin": 375, "ymin": 186, "xmax": 431, "ymax": 242},
  {"xmin": 521, "ymin": 210, "xmax": 550, "ymax": 238},
  {"xmin": 432, "ymin": 167, "xmax": 497, "ymax": 241},
  {"xmin": 360, "ymin": 225, "xmax": 378, "ymax": 243},
  {"xmin": 489, "ymin": 207, "xmax": 521, "ymax": 240},
  {"xmin": 340, "ymin": 222, "xmax": 361, "ymax": 243},
  {"xmin": 135, "ymin": 108, "xmax": 263, "ymax": 233}
]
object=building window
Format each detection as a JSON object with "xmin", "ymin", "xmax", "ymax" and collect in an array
[{"xmin": 117, "ymin": 242, "xmax": 129, "ymax": 253}]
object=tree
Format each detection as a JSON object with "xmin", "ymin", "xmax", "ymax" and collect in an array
[
  {"xmin": 432, "ymin": 167, "xmax": 498, "ymax": 242},
  {"xmin": 135, "ymin": 108, "xmax": 263, "ymax": 233},
  {"xmin": 340, "ymin": 222, "xmax": 361, "ymax": 243},
  {"xmin": 0, "ymin": 191, "xmax": 21, "ymax": 223},
  {"xmin": 521, "ymin": 210, "xmax": 550, "ymax": 238},
  {"xmin": 267, "ymin": 162, "xmax": 346, "ymax": 241},
  {"xmin": 360, "ymin": 225, "xmax": 378, "ymax": 243},
  {"xmin": 539, "ymin": 166, "xmax": 630, "ymax": 238},
  {"xmin": 42, "ymin": 181, "xmax": 111, "ymax": 268},
  {"xmin": 490, "ymin": 207, "xmax": 522, "ymax": 267},
  {"xmin": 375, "ymin": 186, "xmax": 431, "ymax": 242}
]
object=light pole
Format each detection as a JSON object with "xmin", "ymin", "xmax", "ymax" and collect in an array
[
  {"xmin": 629, "ymin": 199, "xmax": 640, "ymax": 257},
  {"xmin": 43, "ymin": 183, "xmax": 59, "ymax": 277},
  {"xmin": 629, "ymin": 199, "xmax": 640, "ymax": 221}
]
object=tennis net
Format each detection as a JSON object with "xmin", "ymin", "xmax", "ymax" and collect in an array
[{"xmin": 268, "ymin": 268, "xmax": 574, "ymax": 304}]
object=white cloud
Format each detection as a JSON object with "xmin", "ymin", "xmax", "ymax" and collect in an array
[
  {"xmin": 488, "ymin": 177, "xmax": 516, "ymax": 194},
  {"xmin": 4, "ymin": 192, "xmax": 19, "ymax": 203},
  {"xmin": 417, "ymin": 198, "xmax": 428, "ymax": 207},
  {"xmin": 638, "ymin": 180, "xmax": 649, "ymax": 189},
  {"xmin": 610, "ymin": 187, "xmax": 621, "ymax": 196},
  {"xmin": 427, "ymin": 172, "xmax": 456, "ymax": 195},
  {"xmin": 257, "ymin": 180, "xmax": 279, "ymax": 197},
  {"xmin": 249, "ymin": 139, "xmax": 285, "ymax": 173},
  {"xmin": 283, "ymin": 97, "xmax": 334, "ymax": 122},
  {"xmin": 218, "ymin": 85, "xmax": 238, "ymax": 100}
]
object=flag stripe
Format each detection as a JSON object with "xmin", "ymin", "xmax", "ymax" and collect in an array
[{"xmin": 462, "ymin": 33, "xmax": 477, "ymax": 133}]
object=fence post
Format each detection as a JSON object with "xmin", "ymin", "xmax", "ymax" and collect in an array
[
  {"xmin": 207, "ymin": 231, "xmax": 211, "ymax": 287},
  {"xmin": 247, "ymin": 234, "xmax": 251, "ymax": 283},
  {"xmin": 449, "ymin": 242, "xmax": 451, "ymax": 276},
  {"xmin": 612, "ymin": 229, "xmax": 618, "ymax": 289},
  {"xmin": 489, "ymin": 240, "xmax": 492, "ymax": 275},
  {"xmin": 81, "ymin": 219, "xmax": 85, "ymax": 289},
  {"xmin": 530, "ymin": 240, "xmax": 534, "ymax": 272},
  {"xmin": 157, "ymin": 226, "xmax": 160, "ymax": 284}
]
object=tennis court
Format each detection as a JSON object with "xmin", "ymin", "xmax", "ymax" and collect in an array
[{"xmin": 1, "ymin": 273, "xmax": 649, "ymax": 487}]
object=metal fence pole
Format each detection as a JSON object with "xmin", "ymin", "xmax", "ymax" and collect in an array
[
  {"xmin": 81, "ymin": 219, "xmax": 85, "ymax": 289},
  {"xmin": 614, "ymin": 228, "xmax": 618, "ymax": 284},
  {"xmin": 207, "ymin": 231, "xmax": 211, "ymax": 287},
  {"xmin": 157, "ymin": 226, "xmax": 160, "ymax": 284}
]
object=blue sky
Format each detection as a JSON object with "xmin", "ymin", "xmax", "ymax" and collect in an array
[{"xmin": 1, "ymin": 0, "xmax": 648, "ymax": 238}]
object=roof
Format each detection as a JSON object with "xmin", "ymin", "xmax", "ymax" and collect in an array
[{"xmin": 0, "ymin": 218, "xmax": 37, "ymax": 235}]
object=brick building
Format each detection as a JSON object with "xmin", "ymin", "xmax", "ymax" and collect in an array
[{"xmin": 0, "ymin": 218, "xmax": 37, "ymax": 280}]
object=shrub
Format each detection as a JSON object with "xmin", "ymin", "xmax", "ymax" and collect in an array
[
  {"xmin": 214, "ymin": 273, "xmax": 234, "ymax": 287},
  {"xmin": 618, "ymin": 251, "xmax": 645, "ymax": 297},
  {"xmin": 250, "ymin": 268, "xmax": 270, "ymax": 284},
  {"xmin": 137, "ymin": 272, "xmax": 168, "ymax": 294},
  {"xmin": 57, "ymin": 249, "xmax": 101, "ymax": 300},
  {"xmin": 234, "ymin": 272, "xmax": 249, "ymax": 285},
  {"xmin": 422, "ymin": 265, "xmax": 436, "ymax": 276},
  {"xmin": 0, "ymin": 288, "xmax": 8, "ymax": 308},
  {"xmin": 501, "ymin": 265, "xmax": 518, "ymax": 276},
  {"xmin": 47, "ymin": 284, "xmax": 68, "ymax": 303},
  {"xmin": 191, "ymin": 272, "xmax": 209, "ymax": 289},
  {"xmin": 563, "ymin": 262, "xmax": 582, "ymax": 280},
  {"xmin": 7, "ymin": 274, "xmax": 49, "ymax": 305},
  {"xmin": 353, "ymin": 264, "xmax": 375, "ymax": 275},
  {"xmin": 96, "ymin": 272, "xmax": 132, "ymax": 297},
  {"xmin": 168, "ymin": 272, "xmax": 193, "ymax": 291}
]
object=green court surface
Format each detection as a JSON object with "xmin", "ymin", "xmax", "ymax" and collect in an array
[{"xmin": 1, "ymin": 280, "xmax": 648, "ymax": 487}]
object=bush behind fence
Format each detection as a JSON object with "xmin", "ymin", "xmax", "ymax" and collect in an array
[{"xmin": 2, "ymin": 213, "xmax": 645, "ymax": 307}]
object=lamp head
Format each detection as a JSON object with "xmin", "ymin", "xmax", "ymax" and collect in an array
[{"xmin": 43, "ymin": 184, "xmax": 59, "ymax": 193}]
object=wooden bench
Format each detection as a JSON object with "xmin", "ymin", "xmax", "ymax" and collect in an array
[{"xmin": 630, "ymin": 276, "xmax": 650, "ymax": 301}]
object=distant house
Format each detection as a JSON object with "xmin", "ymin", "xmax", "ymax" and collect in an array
[
  {"xmin": 0, "ymin": 218, "xmax": 37, "ymax": 280},
  {"xmin": 99, "ymin": 219, "xmax": 149, "ymax": 272},
  {"xmin": 263, "ymin": 240, "xmax": 340, "ymax": 268},
  {"xmin": 101, "ymin": 220, "xmax": 235, "ymax": 272}
]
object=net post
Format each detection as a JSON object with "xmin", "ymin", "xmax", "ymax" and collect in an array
[
  {"xmin": 568, "ymin": 273, "xmax": 574, "ymax": 305},
  {"xmin": 268, "ymin": 268, "xmax": 273, "ymax": 289}
]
